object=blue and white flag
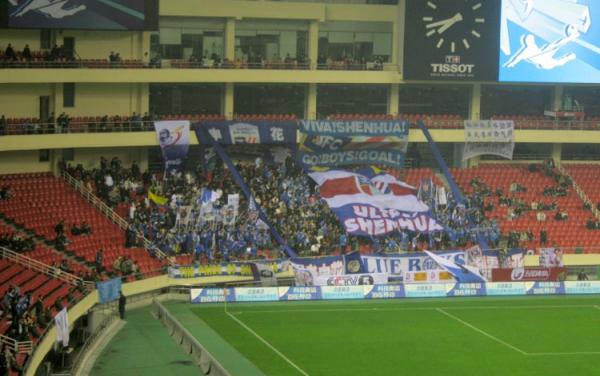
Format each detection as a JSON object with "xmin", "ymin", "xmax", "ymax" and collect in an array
[
  {"xmin": 425, "ymin": 250, "xmax": 487, "ymax": 283},
  {"xmin": 155, "ymin": 120, "xmax": 191, "ymax": 175},
  {"xmin": 200, "ymin": 188, "xmax": 219, "ymax": 205},
  {"xmin": 97, "ymin": 277, "xmax": 122, "ymax": 304},
  {"xmin": 309, "ymin": 169, "xmax": 444, "ymax": 236}
]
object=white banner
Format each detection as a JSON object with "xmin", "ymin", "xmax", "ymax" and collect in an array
[
  {"xmin": 55, "ymin": 308, "xmax": 69, "ymax": 347},
  {"xmin": 307, "ymin": 273, "xmax": 388, "ymax": 286},
  {"xmin": 539, "ymin": 248, "xmax": 564, "ymax": 267},
  {"xmin": 154, "ymin": 120, "xmax": 191, "ymax": 175},
  {"xmin": 463, "ymin": 120, "xmax": 514, "ymax": 161}
]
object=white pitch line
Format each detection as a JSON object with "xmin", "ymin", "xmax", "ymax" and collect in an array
[
  {"xmin": 230, "ymin": 304, "xmax": 597, "ymax": 315},
  {"xmin": 226, "ymin": 311, "xmax": 309, "ymax": 376},
  {"xmin": 436, "ymin": 308, "xmax": 529, "ymax": 355},
  {"xmin": 593, "ymin": 305, "xmax": 600, "ymax": 311}
]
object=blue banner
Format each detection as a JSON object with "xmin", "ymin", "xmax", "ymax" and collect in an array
[
  {"xmin": 527, "ymin": 282, "xmax": 565, "ymax": 296},
  {"xmin": 97, "ymin": 277, "xmax": 122, "ymax": 304},
  {"xmin": 195, "ymin": 121, "xmax": 296, "ymax": 145},
  {"xmin": 446, "ymin": 283, "xmax": 487, "ymax": 297},
  {"xmin": 155, "ymin": 121, "xmax": 191, "ymax": 175},
  {"xmin": 298, "ymin": 120, "xmax": 409, "ymax": 169},
  {"xmin": 363, "ymin": 284, "xmax": 405, "ymax": 299}
]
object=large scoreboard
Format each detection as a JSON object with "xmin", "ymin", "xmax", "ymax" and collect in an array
[{"xmin": 404, "ymin": 0, "xmax": 600, "ymax": 84}]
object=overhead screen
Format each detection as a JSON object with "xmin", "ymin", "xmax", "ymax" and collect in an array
[
  {"xmin": 499, "ymin": 0, "xmax": 600, "ymax": 84},
  {"xmin": 404, "ymin": 0, "xmax": 600, "ymax": 84},
  {"xmin": 5, "ymin": 0, "xmax": 158, "ymax": 30}
]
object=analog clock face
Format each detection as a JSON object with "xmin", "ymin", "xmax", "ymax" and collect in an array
[{"xmin": 421, "ymin": 0, "xmax": 486, "ymax": 54}]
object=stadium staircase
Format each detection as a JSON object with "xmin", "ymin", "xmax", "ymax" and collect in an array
[
  {"xmin": 563, "ymin": 164, "xmax": 600, "ymax": 221},
  {"xmin": 0, "ymin": 219, "xmax": 92, "ymax": 276},
  {"xmin": 0, "ymin": 173, "xmax": 165, "ymax": 276},
  {"xmin": 61, "ymin": 170, "xmax": 170, "ymax": 263},
  {"xmin": 451, "ymin": 164, "xmax": 600, "ymax": 250}
]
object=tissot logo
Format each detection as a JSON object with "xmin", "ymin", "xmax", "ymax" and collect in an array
[
  {"xmin": 430, "ymin": 63, "xmax": 475, "ymax": 73},
  {"xmin": 445, "ymin": 55, "xmax": 461, "ymax": 64}
]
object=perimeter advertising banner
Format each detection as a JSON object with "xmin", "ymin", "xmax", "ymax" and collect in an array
[
  {"xmin": 403, "ymin": 0, "xmax": 501, "ymax": 81},
  {"xmin": 189, "ymin": 281, "xmax": 600, "ymax": 303},
  {"xmin": 491, "ymin": 267, "xmax": 567, "ymax": 282}
]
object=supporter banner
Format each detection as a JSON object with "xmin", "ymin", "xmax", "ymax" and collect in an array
[
  {"xmin": 195, "ymin": 121, "xmax": 296, "ymax": 145},
  {"xmin": 168, "ymin": 260, "xmax": 289, "ymax": 279},
  {"xmin": 463, "ymin": 120, "xmax": 515, "ymax": 161},
  {"xmin": 492, "ymin": 267, "xmax": 567, "ymax": 282},
  {"xmin": 425, "ymin": 251, "xmax": 487, "ymax": 283},
  {"xmin": 362, "ymin": 251, "xmax": 465, "ymax": 278},
  {"xmin": 189, "ymin": 281, "xmax": 600, "ymax": 303},
  {"xmin": 539, "ymin": 248, "xmax": 564, "ymax": 267},
  {"xmin": 501, "ymin": 249, "xmax": 525, "ymax": 268},
  {"xmin": 298, "ymin": 120, "xmax": 409, "ymax": 169},
  {"xmin": 313, "ymin": 273, "xmax": 388, "ymax": 286},
  {"xmin": 96, "ymin": 277, "xmax": 122, "ymax": 304},
  {"xmin": 464, "ymin": 120, "xmax": 514, "ymax": 143},
  {"xmin": 155, "ymin": 120, "xmax": 191, "ymax": 175},
  {"xmin": 309, "ymin": 169, "xmax": 443, "ymax": 236},
  {"xmin": 465, "ymin": 246, "xmax": 499, "ymax": 280},
  {"xmin": 404, "ymin": 270, "xmax": 454, "ymax": 284},
  {"xmin": 289, "ymin": 255, "xmax": 345, "ymax": 277},
  {"xmin": 55, "ymin": 308, "xmax": 69, "ymax": 347}
]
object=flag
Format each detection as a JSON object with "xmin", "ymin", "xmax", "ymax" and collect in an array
[
  {"xmin": 55, "ymin": 308, "xmax": 69, "ymax": 347},
  {"xmin": 148, "ymin": 191, "xmax": 168, "ymax": 206},
  {"xmin": 154, "ymin": 120, "xmax": 191, "ymax": 175},
  {"xmin": 309, "ymin": 169, "xmax": 443, "ymax": 236},
  {"xmin": 97, "ymin": 277, "xmax": 122, "ymax": 304},
  {"xmin": 201, "ymin": 188, "xmax": 219, "ymax": 205},
  {"xmin": 424, "ymin": 251, "xmax": 487, "ymax": 283}
]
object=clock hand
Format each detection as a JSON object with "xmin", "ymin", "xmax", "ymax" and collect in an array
[
  {"xmin": 437, "ymin": 13, "xmax": 463, "ymax": 34},
  {"xmin": 425, "ymin": 13, "xmax": 462, "ymax": 29}
]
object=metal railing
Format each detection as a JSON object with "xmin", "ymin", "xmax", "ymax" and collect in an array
[
  {"xmin": 61, "ymin": 171, "xmax": 169, "ymax": 262},
  {"xmin": 557, "ymin": 164, "xmax": 600, "ymax": 221},
  {"xmin": 0, "ymin": 59, "xmax": 395, "ymax": 71},
  {"xmin": 3, "ymin": 118, "xmax": 600, "ymax": 137},
  {"xmin": 0, "ymin": 334, "xmax": 33, "ymax": 354},
  {"xmin": 0, "ymin": 246, "xmax": 84, "ymax": 286},
  {"xmin": 69, "ymin": 312, "xmax": 119, "ymax": 375}
]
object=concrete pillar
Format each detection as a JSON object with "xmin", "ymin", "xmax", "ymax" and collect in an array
[
  {"xmin": 308, "ymin": 21, "xmax": 319, "ymax": 69},
  {"xmin": 53, "ymin": 83, "xmax": 64, "ymax": 116},
  {"xmin": 224, "ymin": 18, "xmax": 236, "ymax": 61},
  {"xmin": 553, "ymin": 86, "xmax": 563, "ymax": 111},
  {"xmin": 388, "ymin": 84, "xmax": 399, "ymax": 116},
  {"xmin": 306, "ymin": 83, "xmax": 317, "ymax": 120},
  {"xmin": 223, "ymin": 83, "xmax": 234, "ymax": 120},
  {"xmin": 393, "ymin": 1, "xmax": 404, "ymax": 68},
  {"xmin": 139, "ymin": 83, "xmax": 149, "ymax": 115},
  {"xmin": 552, "ymin": 143, "xmax": 562, "ymax": 166},
  {"xmin": 140, "ymin": 32, "xmax": 151, "ymax": 62},
  {"xmin": 470, "ymin": 83, "xmax": 481, "ymax": 120}
]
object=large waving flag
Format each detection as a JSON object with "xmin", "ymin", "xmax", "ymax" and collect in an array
[
  {"xmin": 425, "ymin": 251, "xmax": 488, "ymax": 283},
  {"xmin": 309, "ymin": 169, "xmax": 443, "ymax": 236}
]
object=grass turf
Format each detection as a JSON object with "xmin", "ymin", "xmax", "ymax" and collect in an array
[{"xmin": 165, "ymin": 295, "xmax": 600, "ymax": 376}]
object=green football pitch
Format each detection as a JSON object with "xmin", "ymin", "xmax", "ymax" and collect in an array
[{"xmin": 164, "ymin": 296, "xmax": 600, "ymax": 376}]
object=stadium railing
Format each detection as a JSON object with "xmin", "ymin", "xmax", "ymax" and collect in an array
[
  {"xmin": 0, "ymin": 59, "xmax": 396, "ymax": 71},
  {"xmin": 3, "ymin": 118, "xmax": 600, "ymax": 136},
  {"xmin": 61, "ymin": 170, "xmax": 170, "ymax": 263},
  {"xmin": 0, "ymin": 245, "xmax": 88, "ymax": 287},
  {"xmin": 0, "ymin": 334, "xmax": 33, "ymax": 355}
]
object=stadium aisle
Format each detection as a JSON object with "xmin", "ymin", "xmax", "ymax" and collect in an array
[{"xmin": 91, "ymin": 307, "xmax": 200, "ymax": 376}]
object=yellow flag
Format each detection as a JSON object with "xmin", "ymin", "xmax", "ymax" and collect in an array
[{"xmin": 148, "ymin": 191, "xmax": 168, "ymax": 206}]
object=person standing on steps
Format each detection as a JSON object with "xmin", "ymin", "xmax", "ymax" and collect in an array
[{"xmin": 118, "ymin": 291, "xmax": 126, "ymax": 320}]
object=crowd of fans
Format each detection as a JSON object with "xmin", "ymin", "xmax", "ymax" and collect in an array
[
  {"xmin": 61, "ymin": 150, "xmax": 512, "ymax": 265},
  {"xmin": 1, "ymin": 43, "xmax": 73, "ymax": 66}
]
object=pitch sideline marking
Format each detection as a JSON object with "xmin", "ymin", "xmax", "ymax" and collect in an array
[
  {"xmin": 529, "ymin": 351, "xmax": 600, "ymax": 356},
  {"xmin": 436, "ymin": 308, "xmax": 529, "ymax": 355},
  {"xmin": 225, "ymin": 311, "xmax": 310, "ymax": 376}
]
